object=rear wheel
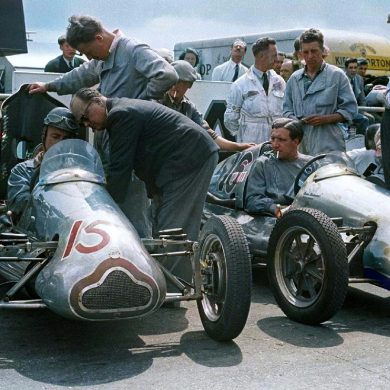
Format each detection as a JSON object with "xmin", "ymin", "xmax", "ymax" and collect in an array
[
  {"xmin": 268, "ymin": 208, "xmax": 348, "ymax": 325},
  {"xmin": 197, "ymin": 216, "xmax": 252, "ymax": 341}
]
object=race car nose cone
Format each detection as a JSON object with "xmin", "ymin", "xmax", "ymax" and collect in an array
[{"xmin": 69, "ymin": 256, "xmax": 166, "ymax": 320}]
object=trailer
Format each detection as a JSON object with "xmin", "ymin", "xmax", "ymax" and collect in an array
[{"xmin": 174, "ymin": 28, "xmax": 390, "ymax": 80}]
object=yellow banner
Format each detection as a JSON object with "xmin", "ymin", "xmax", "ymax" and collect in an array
[{"xmin": 330, "ymin": 53, "xmax": 390, "ymax": 71}]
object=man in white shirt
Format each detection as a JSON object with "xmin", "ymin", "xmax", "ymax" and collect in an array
[{"xmin": 211, "ymin": 39, "xmax": 248, "ymax": 81}]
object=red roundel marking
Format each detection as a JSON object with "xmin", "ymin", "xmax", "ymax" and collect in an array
[{"xmin": 75, "ymin": 220, "xmax": 111, "ymax": 254}]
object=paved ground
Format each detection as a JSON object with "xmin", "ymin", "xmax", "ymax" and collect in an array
[{"xmin": 0, "ymin": 269, "xmax": 389, "ymax": 389}]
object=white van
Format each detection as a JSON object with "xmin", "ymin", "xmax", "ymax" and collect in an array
[{"xmin": 174, "ymin": 28, "xmax": 390, "ymax": 79}]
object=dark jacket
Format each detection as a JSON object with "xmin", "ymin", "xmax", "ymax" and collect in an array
[
  {"xmin": 44, "ymin": 55, "xmax": 85, "ymax": 73},
  {"xmin": 105, "ymin": 98, "xmax": 219, "ymax": 201},
  {"xmin": 350, "ymin": 74, "xmax": 366, "ymax": 106}
]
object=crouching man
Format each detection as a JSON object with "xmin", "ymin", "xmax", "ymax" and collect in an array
[
  {"xmin": 8, "ymin": 107, "xmax": 79, "ymax": 216},
  {"xmin": 71, "ymin": 88, "xmax": 218, "ymax": 237},
  {"xmin": 245, "ymin": 118, "xmax": 312, "ymax": 218},
  {"xmin": 71, "ymin": 88, "xmax": 219, "ymax": 283}
]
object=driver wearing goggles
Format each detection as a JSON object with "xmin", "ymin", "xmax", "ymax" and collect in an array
[{"xmin": 7, "ymin": 107, "xmax": 80, "ymax": 216}]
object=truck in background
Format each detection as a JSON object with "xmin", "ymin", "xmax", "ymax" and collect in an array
[{"xmin": 174, "ymin": 28, "xmax": 390, "ymax": 80}]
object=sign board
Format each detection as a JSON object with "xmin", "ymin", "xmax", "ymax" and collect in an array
[{"xmin": 187, "ymin": 80, "xmax": 232, "ymax": 138}]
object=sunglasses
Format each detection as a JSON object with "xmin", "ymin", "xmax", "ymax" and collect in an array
[{"xmin": 44, "ymin": 113, "xmax": 78, "ymax": 130}]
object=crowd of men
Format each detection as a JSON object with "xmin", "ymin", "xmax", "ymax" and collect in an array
[{"xmin": 6, "ymin": 18, "xmax": 389, "ymax": 260}]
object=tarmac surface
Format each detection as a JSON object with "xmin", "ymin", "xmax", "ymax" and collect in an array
[{"xmin": 0, "ymin": 269, "xmax": 389, "ymax": 390}]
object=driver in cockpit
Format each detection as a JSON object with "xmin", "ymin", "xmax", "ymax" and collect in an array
[
  {"xmin": 245, "ymin": 118, "xmax": 312, "ymax": 218},
  {"xmin": 7, "ymin": 107, "xmax": 79, "ymax": 216}
]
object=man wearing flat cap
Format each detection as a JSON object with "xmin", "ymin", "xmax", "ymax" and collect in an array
[{"xmin": 212, "ymin": 39, "xmax": 248, "ymax": 81}]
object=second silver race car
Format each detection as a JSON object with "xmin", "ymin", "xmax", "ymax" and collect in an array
[{"xmin": 204, "ymin": 143, "xmax": 390, "ymax": 325}]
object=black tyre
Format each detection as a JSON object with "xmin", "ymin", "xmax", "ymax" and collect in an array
[
  {"xmin": 268, "ymin": 208, "xmax": 348, "ymax": 325},
  {"xmin": 197, "ymin": 215, "xmax": 252, "ymax": 341}
]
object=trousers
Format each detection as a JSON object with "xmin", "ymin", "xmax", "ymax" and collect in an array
[{"xmin": 152, "ymin": 151, "xmax": 218, "ymax": 284}]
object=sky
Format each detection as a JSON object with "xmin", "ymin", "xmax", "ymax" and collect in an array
[{"xmin": 22, "ymin": 0, "xmax": 390, "ymax": 50}]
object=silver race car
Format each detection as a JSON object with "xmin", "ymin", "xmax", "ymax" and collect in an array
[
  {"xmin": 0, "ymin": 86, "xmax": 252, "ymax": 342},
  {"xmin": 204, "ymin": 140, "xmax": 390, "ymax": 325}
]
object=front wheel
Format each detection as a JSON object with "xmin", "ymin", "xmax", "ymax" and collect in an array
[
  {"xmin": 197, "ymin": 215, "xmax": 252, "ymax": 341},
  {"xmin": 268, "ymin": 208, "xmax": 348, "ymax": 325}
]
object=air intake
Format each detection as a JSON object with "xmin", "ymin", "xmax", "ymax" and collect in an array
[
  {"xmin": 82, "ymin": 269, "xmax": 151, "ymax": 310},
  {"xmin": 69, "ymin": 257, "xmax": 164, "ymax": 320}
]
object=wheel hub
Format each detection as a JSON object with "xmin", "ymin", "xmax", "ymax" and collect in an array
[
  {"xmin": 297, "ymin": 259, "xmax": 305, "ymax": 273},
  {"xmin": 275, "ymin": 227, "xmax": 325, "ymax": 308},
  {"xmin": 199, "ymin": 234, "xmax": 227, "ymax": 321}
]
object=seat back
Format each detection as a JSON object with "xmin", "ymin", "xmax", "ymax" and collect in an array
[
  {"xmin": 0, "ymin": 84, "xmax": 89, "ymax": 199},
  {"xmin": 208, "ymin": 142, "xmax": 273, "ymax": 209}
]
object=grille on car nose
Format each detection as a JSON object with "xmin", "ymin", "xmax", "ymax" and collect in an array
[
  {"xmin": 70, "ymin": 257, "xmax": 165, "ymax": 320},
  {"xmin": 81, "ymin": 269, "xmax": 152, "ymax": 310}
]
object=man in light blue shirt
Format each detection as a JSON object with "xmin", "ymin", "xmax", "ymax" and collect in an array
[{"xmin": 283, "ymin": 29, "xmax": 357, "ymax": 155}]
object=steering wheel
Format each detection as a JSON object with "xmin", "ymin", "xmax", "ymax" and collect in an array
[{"xmin": 294, "ymin": 154, "xmax": 327, "ymax": 195}]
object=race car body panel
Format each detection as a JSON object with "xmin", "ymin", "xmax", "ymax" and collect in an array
[
  {"xmin": 0, "ymin": 140, "xmax": 167, "ymax": 320},
  {"xmin": 295, "ymin": 163, "xmax": 390, "ymax": 288}
]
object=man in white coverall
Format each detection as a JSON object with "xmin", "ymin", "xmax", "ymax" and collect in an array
[{"xmin": 224, "ymin": 37, "xmax": 285, "ymax": 144}]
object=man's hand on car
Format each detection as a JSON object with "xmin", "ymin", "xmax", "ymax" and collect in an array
[{"xmin": 28, "ymin": 83, "xmax": 48, "ymax": 94}]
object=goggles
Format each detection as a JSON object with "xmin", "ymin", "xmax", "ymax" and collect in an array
[{"xmin": 44, "ymin": 113, "xmax": 78, "ymax": 130}]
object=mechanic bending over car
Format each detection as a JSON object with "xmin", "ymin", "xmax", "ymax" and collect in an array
[
  {"xmin": 7, "ymin": 108, "xmax": 79, "ymax": 216},
  {"xmin": 245, "ymin": 118, "xmax": 312, "ymax": 218},
  {"xmin": 160, "ymin": 60, "xmax": 253, "ymax": 152},
  {"xmin": 71, "ymin": 88, "xmax": 218, "ymax": 282},
  {"xmin": 70, "ymin": 87, "xmax": 218, "ymax": 240}
]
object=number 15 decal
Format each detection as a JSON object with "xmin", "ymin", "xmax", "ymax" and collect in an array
[{"xmin": 62, "ymin": 220, "xmax": 111, "ymax": 260}]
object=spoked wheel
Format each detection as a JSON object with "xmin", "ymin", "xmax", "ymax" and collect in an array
[
  {"xmin": 197, "ymin": 215, "xmax": 251, "ymax": 341},
  {"xmin": 268, "ymin": 208, "xmax": 348, "ymax": 325}
]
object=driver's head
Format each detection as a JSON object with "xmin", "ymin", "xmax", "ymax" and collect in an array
[
  {"xmin": 42, "ymin": 107, "xmax": 79, "ymax": 151},
  {"xmin": 270, "ymin": 118, "xmax": 303, "ymax": 160}
]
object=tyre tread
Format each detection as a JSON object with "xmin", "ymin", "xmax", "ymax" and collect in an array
[
  {"xmin": 268, "ymin": 207, "xmax": 348, "ymax": 325},
  {"xmin": 198, "ymin": 215, "xmax": 252, "ymax": 341}
]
